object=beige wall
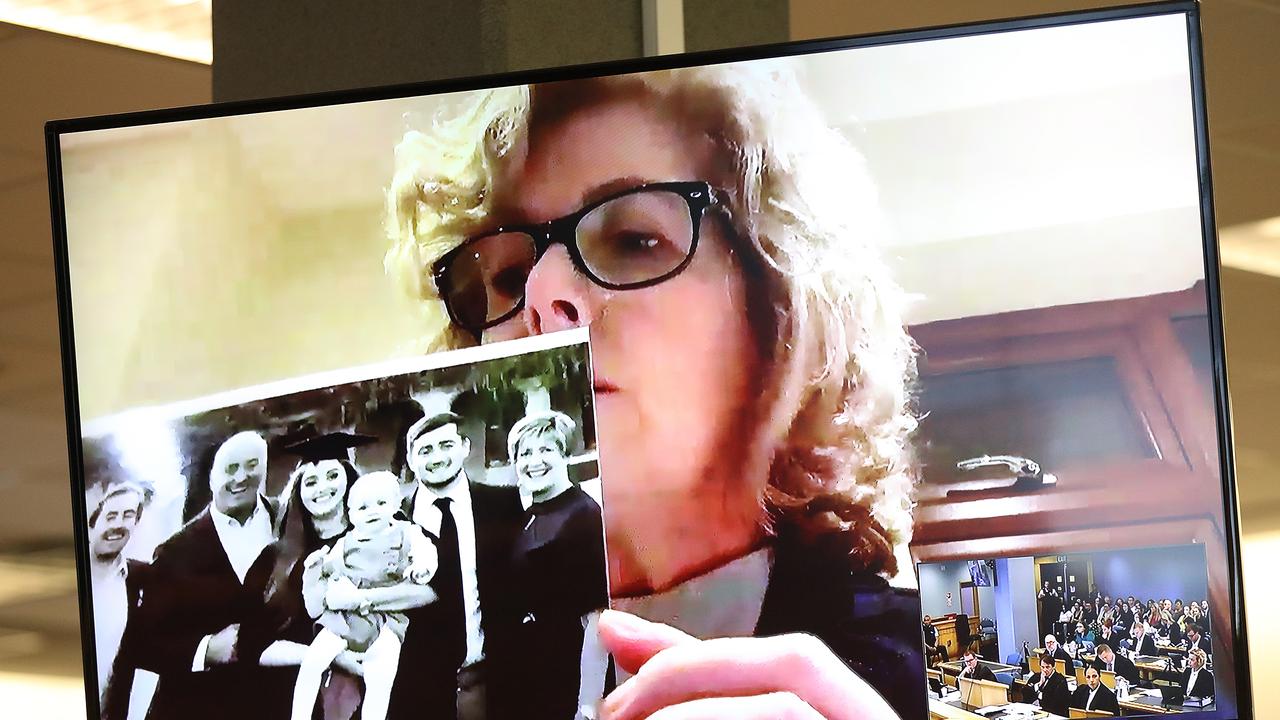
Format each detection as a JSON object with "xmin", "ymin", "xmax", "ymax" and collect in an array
[{"xmin": 61, "ymin": 125, "xmax": 422, "ymax": 421}]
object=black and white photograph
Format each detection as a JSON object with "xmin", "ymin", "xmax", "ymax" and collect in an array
[{"xmin": 79, "ymin": 329, "xmax": 608, "ymax": 720}]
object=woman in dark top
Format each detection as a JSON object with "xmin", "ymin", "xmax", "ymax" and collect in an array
[
  {"xmin": 246, "ymin": 432, "xmax": 394, "ymax": 720},
  {"xmin": 507, "ymin": 411, "xmax": 608, "ymax": 720},
  {"xmin": 386, "ymin": 62, "xmax": 925, "ymax": 718}
]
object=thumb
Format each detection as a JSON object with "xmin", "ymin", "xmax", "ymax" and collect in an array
[{"xmin": 598, "ymin": 609, "xmax": 697, "ymax": 675}]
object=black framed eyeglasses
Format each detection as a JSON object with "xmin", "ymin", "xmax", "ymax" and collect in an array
[{"xmin": 432, "ymin": 180, "xmax": 721, "ymax": 335}]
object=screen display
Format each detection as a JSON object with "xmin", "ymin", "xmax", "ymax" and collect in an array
[
  {"xmin": 50, "ymin": 4, "xmax": 1247, "ymax": 719},
  {"xmin": 922, "ymin": 546, "xmax": 1217, "ymax": 715}
]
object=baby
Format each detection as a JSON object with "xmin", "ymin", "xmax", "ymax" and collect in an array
[{"xmin": 292, "ymin": 471, "xmax": 437, "ymax": 720}]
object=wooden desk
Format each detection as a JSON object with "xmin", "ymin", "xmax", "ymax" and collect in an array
[
  {"xmin": 939, "ymin": 659, "xmax": 1020, "ymax": 678},
  {"xmin": 929, "ymin": 698, "xmax": 985, "ymax": 720},
  {"xmin": 930, "ymin": 695, "xmax": 1068, "ymax": 719},
  {"xmin": 1118, "ymin": 693, "xmax": 1216, "ymax": 715},
  {"xmin": 1131, "ymin": 656, "xmax": 1170, "ymax": 682}
]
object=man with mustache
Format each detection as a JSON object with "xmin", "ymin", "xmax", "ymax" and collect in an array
[
  {"xmin": 393, "ymin": 411, "xmax": 523, "ymax": 720},
  {"xmin": 134, "ymin": 431, "xmax": 289, "ymax": 720},
  {"xmin": 89, "ymin": 482, "xmax": 147, "ymax": 720}
]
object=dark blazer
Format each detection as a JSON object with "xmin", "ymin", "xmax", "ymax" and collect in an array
[
  {"xmin": 754, "ymin": 531, "xmax": 927, "ymax": 720},
  {"xmin": 391, "ymin": 479, "xmax": 525, "ymax": 720},
  {"xmin": 1093, "ymin": 653, "xmax": 1140, "ymax": 685},
  {"xmin": 1097, "ymin": 629, "xmax": 1121, "ymax": 647},
  {"xmin": 99, "ymin": 559, "xmax": 149, "ymax": 720},
  {"xmin": 1131, "ymin": 632, "xmax": 1158, "ymax": 656},
  {"xmin": 1180, "ymin": 667, "xmax": 1216, "ymax": 698},
  {"xmin": 1187, "ymin": 634, "xmax": 1211, "ymax": 655},
  {"xmin": 1071, "ymin": 683, "xmax": 1121, "ymax": 715},
  {"xmin": 1030, "ymin": 671, "xmax": 1071, "ymax": 716},
  {"xmin": 1045, "ymin": 644, "xmax": 1073, "ymax": 664},
  {"xmin": 133, "ymin": 504, "xmax": 291, "ymax": 720},
  {"xmin": 959, "ymin": 663, "xmax": 998, "ymax": 683},
  {"xmin": 509, "ymin": 485, "xmax": 608, "ymax": 720}
]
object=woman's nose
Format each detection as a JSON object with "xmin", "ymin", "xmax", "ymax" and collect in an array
[{"xmin": 522, "ymin": 244, "xmax": 594, "ymax": 335}]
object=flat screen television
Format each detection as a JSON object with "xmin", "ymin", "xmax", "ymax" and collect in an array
[{"xmin": 47, "ymin": 2, "xmax": 1252, "ymax": 718}]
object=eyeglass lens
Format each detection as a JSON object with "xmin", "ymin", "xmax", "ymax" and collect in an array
[{"xmin": 441, "ymin": 188, "xmax": 695, "ymax": 330}]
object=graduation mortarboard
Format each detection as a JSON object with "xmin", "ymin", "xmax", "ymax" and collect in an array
[{"xmin": 283, "ymin": 431, "xmax": 377, "ymax": 464}]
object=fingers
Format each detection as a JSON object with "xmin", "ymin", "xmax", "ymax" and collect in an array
[
  {"xmin": 598, "ymin": 609, "xmax": 697, "ymax": 675},
  {"xmin": 602, "ymin": 632, "xmax": 898, "ymax": 720},
  {"xmin": 646, "ymin": 692, "xmax": 823, "ymax": 720}
]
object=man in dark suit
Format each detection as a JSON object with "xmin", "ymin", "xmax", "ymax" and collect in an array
[
  {"xmin": 1186, "ymin": 623, "xmax": 1210, "ymax": 655},
  {"xmin": 395, "ymin": 411, "xmax": 524, "ymax": 720},
  {"xmin": 1071, "ymin": 665, "xmax": 1121, "ymax": 715},
  {"xmin": 957, "ymin": 649, "xmax": 997, "ymax": 682},
  {"xmin": 88, "ymin": 482, "xmax": 150, "ymax": 720},
  {"xmin": 1093, "ymin": 643, "xmax": 1140, "ymax": 686},
  {"xmin": 1178, "ymin": 648, "xmax": 1215, "ymax": 698},
  {"xmin": 1043, "ymin": 634, "xmax": 1072, "ymax": 664},
  {"xmin": 1131, "ymin": 623, "xmax": 1158, "ymax": 656},
  {"xmin": 1029, "ymin": 654, "xmax": 1070, "ymax": 716},
  {"xmin": 134, "ymin": 431, "xmax": 288, "ymax": 720}
]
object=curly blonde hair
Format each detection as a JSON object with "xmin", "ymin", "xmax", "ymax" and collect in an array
[{"xmin": 385, "ymin": 62, "xmax": 918, "ymax": 577}]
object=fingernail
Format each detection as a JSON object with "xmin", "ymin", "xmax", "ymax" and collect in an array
[{"xmin": 601, "ymin": 609, "xmax": 648, "ymax": 637}]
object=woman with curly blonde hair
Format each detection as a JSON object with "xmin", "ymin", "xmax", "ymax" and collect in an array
[{"xmin": 386, "ymin": 62, "xmax": 922, "ymax": 719}]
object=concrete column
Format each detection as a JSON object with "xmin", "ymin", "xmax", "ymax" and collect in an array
[{"xmin": 212, "ymin": 0, "xmax": 788, "ymax": 102}]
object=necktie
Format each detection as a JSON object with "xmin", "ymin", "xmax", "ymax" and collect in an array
[{"xmin": 434, "ymin": 497, "xmax": 467, "ymax": 667}]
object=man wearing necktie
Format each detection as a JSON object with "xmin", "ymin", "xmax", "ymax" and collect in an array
[
  {"xmin": 393, "ymin": 411, "xmax": 523, "ymax": 720},
  {"xmin": 1092, "ymin": 644, "xmax": 1139, "ymax": 685}
]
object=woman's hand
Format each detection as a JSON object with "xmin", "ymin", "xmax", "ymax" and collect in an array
[{"xmin": 598, "ymin": 610, "xmax": 900, "ymax": 720}]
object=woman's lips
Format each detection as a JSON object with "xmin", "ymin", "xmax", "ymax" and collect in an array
[{"xmin": 593, "ymin": 380, "xmax": 619, "ymax": 395}]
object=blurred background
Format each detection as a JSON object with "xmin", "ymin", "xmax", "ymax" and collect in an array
[{"xmin": 1, "ymin": 0, "xmax": 1277, "ymax": 716}]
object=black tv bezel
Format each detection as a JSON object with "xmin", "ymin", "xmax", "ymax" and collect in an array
[{"xmin": 46, "ymin": 2, "xmax": 1251, "ymax": 718}]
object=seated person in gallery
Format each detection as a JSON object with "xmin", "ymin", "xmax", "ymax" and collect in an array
[
  {"xmin": 922, "ymin": 615, "xmax": 948, "ymax": 664},
  {"xmin": 1082, "ymin": 601, "xmax": 1098, "ymax": 625},
  {"xmin": 1179, "ymin": 648, "xmax": 1215, "ymax": 699},
  {"xmin": 1069, "ymin": 601, "xmax": 1084, "ymax": 624},
  {"xmin": 1164, "ymin": 612, "xmax": 1184, "ymax": 645},
  {"xmin": 1072, "ymin": 622, "xmax": 1095, "ymax": 648},
  {"xmin": 1130, "ymin": 622, "xmax": 1158, "ymax": 656},
  {"xmin": 1097, "ymin": 618, "xmax": 1121, "ymax": 646},
  {"xmin": 1093, "ymin": 643, "xmax": 1140, "ymax": 686},
  {"xmin": 1071, "ymin": 665, "xmax": 1121, "ymax": 715},
  {"xmin": 1185, "ymin": 623, "xmax": 1210, "ymax": 655},
  {"xmin": 1043, "ymin": 634, "xmax": 1073, "ymax": 664},
  {"xmin": 957, "ymin": 649, "xmax": 997, "ymax": 682},
  {"xmin": 1028, "ymin": 654, "xmax": 1071, "ymax": 716}
]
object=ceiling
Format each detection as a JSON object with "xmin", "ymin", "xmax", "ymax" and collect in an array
[
  {"xmin": 1, "ymin": 0, "xmax": 1279, "ymax": 689},
  {"xmin": 0, "ymin": 0, "xmax": 211, "ymax": 63}
]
